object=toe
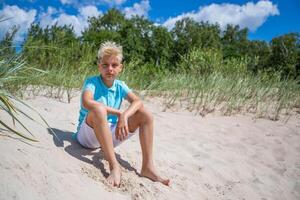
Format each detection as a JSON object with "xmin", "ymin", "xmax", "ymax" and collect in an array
[{"xmin": 163, "ymin": 179, "xmax": 170, "ymax": 186}]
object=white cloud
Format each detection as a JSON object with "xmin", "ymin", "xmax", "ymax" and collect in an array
[
  {"xmin": 38, "ymin": 5, "xmax": 102, "ymax": 36},
  {"xmin": 102, "ymin": 0, "xmax": 126, "ymax": 6},
  {"xmin": 59, "ymin": 0, "xmax": 126, "ymax": 6},
  {"xmin": 123, "ymin": 0, "xmax": 150, "ymax": 18},
  {"xmin": 60, "ymin": 0, "xmax": 72, "ymax": 4},
  {"xmin": 79, "ymin": 5, "xmax": 101, "ymax": 20},
  {"xmin": 0, "ymin": 5, "xmax": 36, "ymax": 43},
  {"xmin": 56, "ymin": 14, "xmax": 82, "ymax": 34},
  {"xmin": 163, "ymin": 0, "xmax": 279, "ymax": 32},
  {"xmin": 39, "ymin": 7, "xmax": 59, "ymax": 28}
]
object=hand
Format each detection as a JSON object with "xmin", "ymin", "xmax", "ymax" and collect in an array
[{"xmin": 116, "ymin": 113, "xmax": 129, "ymax": 141}]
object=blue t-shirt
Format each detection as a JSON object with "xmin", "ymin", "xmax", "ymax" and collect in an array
[{"xmin": 76, "ymin": 75, "xmax": 132, "ymax": 133}]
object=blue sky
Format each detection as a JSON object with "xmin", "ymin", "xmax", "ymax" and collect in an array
[{"xmin": 1, "ymin": 0, "xmax": 299, "ymax": 44}]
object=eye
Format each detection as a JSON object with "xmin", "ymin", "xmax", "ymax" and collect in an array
[{"xmin": 112, "ymin": 64, "xmax": 119, "ymax": 68}]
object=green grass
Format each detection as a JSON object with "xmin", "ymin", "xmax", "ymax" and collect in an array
[
  {"xmin": 6, "ymin": 47, "xmax": 300, "ymax": 122},
  {"xmin": 0, "ymin": 53, "xmax": 57, "ymax": 141},
  {"xmin": 118, "ymin": 52, "xmax": 300, "ymax": 121},
  {"xmin": 138, "ymin": 71, "xmax": 299, "ymax": 120}
]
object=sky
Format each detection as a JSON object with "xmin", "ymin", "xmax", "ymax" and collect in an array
[{"xmin": 0, "ymin": 0, "xmax": 299, "ymax": 46}]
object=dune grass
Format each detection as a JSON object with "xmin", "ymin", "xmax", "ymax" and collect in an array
[
  {"xmin": 7, "ymin": 47, "xmax": 300, "ymax": 122},
  {"xmin": 0, "ymin": 53, "xmax": 59, "ymax": 141},
  {"xmin": 118, "ymin": 51, "xmax": 300, "ymax": 121},
  {"xmin": 136, "ymin": 71, "xmax": 299, "ymax": 120}
]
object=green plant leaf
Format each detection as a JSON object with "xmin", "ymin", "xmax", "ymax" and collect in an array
[{"xmin": 0, "ymin": 119, "xmax": 38, "ymax": 142}]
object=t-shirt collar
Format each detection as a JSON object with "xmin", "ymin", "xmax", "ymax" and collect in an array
[{"xmin": 99, "ymin": 75, "xmax": 116, "ymax": 92}]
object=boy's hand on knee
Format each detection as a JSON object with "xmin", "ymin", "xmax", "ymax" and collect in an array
[{"xmin": 116, "ymin": 113, "xmax": 129, "ymax": 141}]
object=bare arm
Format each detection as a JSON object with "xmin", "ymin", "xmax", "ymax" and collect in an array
[
  {"xmin": 123, "ymin": 92, "xmax": 143, "ymax": 118},
  {"xmin": 116, "ymin": 92, "xmax": 143, "ymax": 141},
  {"xmin": 82, "ymin": 90, "xmax": 121, "ymax": 116}
]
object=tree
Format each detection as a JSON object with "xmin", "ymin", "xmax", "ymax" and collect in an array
[
  {"xmin": 171, "ymin": 18, "xmax": 221, "ymax": 65},
  {"xmin": 221, "ymin": 24, "xmax": 249, "ymax": 58},
  {"xmin": 23, "ymin": 23, "xmax": 78, "ymax": 69},
  {"xmin": 82, "ymin": 8, "xmax": 126, "ymax": 46},
  {"xmin": 150, "ymin": 25, "xmax": 174, "ymax": 67},
  {"xmin": 119, "ymin": 16, "xmax": 152, "ymax": 63},
  {"xmin": 247, "ymin": 40, "xmax": 271, "ymax": 72},
  {"xmin": 268, "ymin": 33, "xmax": 299, "ymax": 77},
  {"xmin": 0, "ymin": 25, "xmax": 19, "ymax": 58}
]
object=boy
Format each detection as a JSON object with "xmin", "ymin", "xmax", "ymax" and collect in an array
[{"xmin": 75, "ymin": 41, "xmax": 170, "ymax": 187}]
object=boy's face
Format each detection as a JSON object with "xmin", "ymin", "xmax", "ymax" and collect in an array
[{"xmin": 98, "ymin": 55, "xmax": 122, "ymax": 82}]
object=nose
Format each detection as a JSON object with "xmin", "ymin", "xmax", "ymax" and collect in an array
[{"xmin": 107, "ymin": 64, "xmax": 113, "ymax": 71}]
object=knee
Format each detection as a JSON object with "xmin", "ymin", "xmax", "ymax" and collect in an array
[
  {"xmin": 91, "ymin": 104, "xmax": 107, "ymax": 121},
  {"xmin": 139, "ymin": 106, "xmax": 153, "ymax": 124},
  {"xmin": 86, "ymin": 105, "xmax": 107, "ymax": 128}
]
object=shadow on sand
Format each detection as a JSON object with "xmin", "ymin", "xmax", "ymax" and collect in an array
[{"xmin": 47, "ymin": 128, "xmax": 139, "ymax": 178}]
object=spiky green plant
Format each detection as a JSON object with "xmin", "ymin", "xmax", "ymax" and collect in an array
[{"xmin": 0, "ymin": 52, "xmax": 55, "ymax": 141}]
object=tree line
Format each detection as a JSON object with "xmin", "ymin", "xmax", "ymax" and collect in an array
[{"xmin": 1, "ymin": 8, "xmax": 300, "ymax": 78}]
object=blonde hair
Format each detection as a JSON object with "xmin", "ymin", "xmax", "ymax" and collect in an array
[{"xmin": 97, "ymin": 41, "xmax": 123, "ymax": 64}]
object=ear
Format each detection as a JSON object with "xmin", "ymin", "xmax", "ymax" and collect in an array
[{"xmin": 119, "ymin": 63, "xmax": 123, "ymax": 71}]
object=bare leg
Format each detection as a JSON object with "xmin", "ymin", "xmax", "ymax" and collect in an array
[
  {"xmin": 128, "ymin": 105, "xmax": 170, "ymax": 186},
  {"xmin": 86, "ymin": 106, "xmax": 121, "ymax": 186}
]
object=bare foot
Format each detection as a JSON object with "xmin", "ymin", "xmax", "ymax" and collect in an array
[
  {"xmin": 107, "ymin": 167, "xmax": 121, "ymax": 187},
  {"xmin": 140, "ymin": 166, "xmax": 170, "ymax": 186}
]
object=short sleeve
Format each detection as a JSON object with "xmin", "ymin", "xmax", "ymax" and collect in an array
[
  {"xmin": 121, "ymin": 81, "xmax": 132, "ymax": 98},
  {"xmin": 82, "ymin": 78, "xmax": 96, "ymax": 94}
]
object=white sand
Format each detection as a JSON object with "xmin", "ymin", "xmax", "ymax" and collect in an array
[{"xmin": 1, "ymin": 94, "xmax": 300, "ymax": 200}]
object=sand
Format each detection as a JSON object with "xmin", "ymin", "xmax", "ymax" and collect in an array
[{"xmin": 0, "ymin": 94, "xmax": 300, "ymax": 200}]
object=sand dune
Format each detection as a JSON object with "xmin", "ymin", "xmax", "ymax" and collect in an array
[{"xmin": 0, "ymin": 94, "xmax": 300, "ymax": 200}]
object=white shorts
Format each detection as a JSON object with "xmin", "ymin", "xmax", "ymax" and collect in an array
[{"xmin": 77, "ymin": 119, "xmax": 134, "ymax": 149}]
